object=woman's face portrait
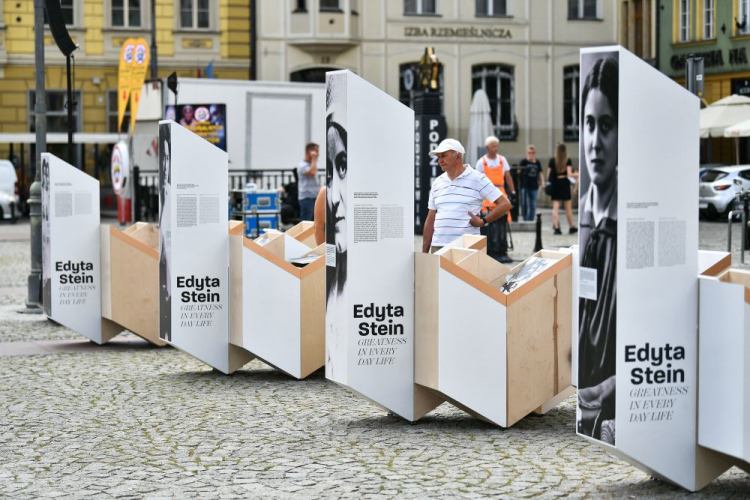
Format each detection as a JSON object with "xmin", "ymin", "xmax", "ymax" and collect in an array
[
  {"xmin": 162, "ymin": 139, "xmax": 170, "ymax": 182},
  {"xmin": 327, "ymin": 121, "xmax": 347, "ymax": 254},
  {"xmin": 181, "ymin": 106, "xmax": 194, "ymax": 123},
  {"xmin": 583, "ymin": 88, "xmax": 618, "ymax": 189}
]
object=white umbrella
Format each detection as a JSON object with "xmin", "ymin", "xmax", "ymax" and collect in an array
[
  {"xmin": 724, "ymin": 117, "xmax": 750, "ymax": 137},
  {"xmin": 466, "ymin": 89, "xmax": 494, "ymax": 167},
  {"xmin": 700, "ymin": 94, "xmax": 750, "ymax": 138}
]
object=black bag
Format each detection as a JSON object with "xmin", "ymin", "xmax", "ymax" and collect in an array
[{"xmin": 545, "ymin": 181, "xmax": 553, "ymax": 197}]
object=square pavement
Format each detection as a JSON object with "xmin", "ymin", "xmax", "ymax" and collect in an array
[{"xmin": 1, "ymin": 216, "xmax": 748, "ymax": 498}]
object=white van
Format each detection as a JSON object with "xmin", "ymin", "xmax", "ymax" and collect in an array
[{"xmin": 0, "ymin": 160, "xmax": 19, "ymax": 222}]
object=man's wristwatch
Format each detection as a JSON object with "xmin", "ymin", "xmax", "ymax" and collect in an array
[{"xmin": 480, "ymin": 214, "xmax": 488, "ymax": 226}]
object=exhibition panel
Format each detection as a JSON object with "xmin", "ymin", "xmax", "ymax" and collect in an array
[
  {"xmin": 241, "ymin": 222, "xmax": 325, "ymax": 379},
  {"xmin": 100, "ymin": 222, "xmax": 166, "ymax": 346},
  {"xmin": 415, "ymin": 241, "xmax": 573, "ymax": 427},
  {"xmin": 42, "ymin": 153, "xmax": 108, "ymax": 344},
  {"xmin": 158, "ymin": 120, "xmax": 253, "ymax": 374},
  {"xmin": 576, "ymin": 46, "xmax": 729, "ymax": 490},
  {"xmin": 698, "ymin": 261, "xmax": 750, "ymax": 469},
  {"xmin": 324, "ymin": 69, "xmax": 443, "ymax": 421}
]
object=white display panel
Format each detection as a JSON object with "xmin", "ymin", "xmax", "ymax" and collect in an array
[
  {"xmin": 158, "ymin": 120, "xmax": 233, "ymax": 373},
  {"xmin": 41, "ymin": 153, "xmax": 103, "ymax": 343},
  {"xmin": 243, "ymin": 239, "xmax": 302, "ymax": 378},
  {"xmin": 438, "ymin": 270, "xmax": 507, "ymax": 426},
  {"xmin": 325, "ymin": 70, "xmax": 437, "ymax": 421},
  {"xmin": 698, "ymin": 276, "xmax": 747, "ymax": 461},
  {"xmin": 576, "ymin": 46, "xmax": 728, "ymax": 490}
]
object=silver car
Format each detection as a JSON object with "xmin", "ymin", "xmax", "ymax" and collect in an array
[
  {"xmin": 0, "ymin": 159, "xmax": 19, "ymax": 223},
  {"xmin": 699, "ymin": 165, "xmax": 750, "ymax": 219}
]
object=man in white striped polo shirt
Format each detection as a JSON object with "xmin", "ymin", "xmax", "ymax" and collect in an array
[{"xmin": 422, "ymin": 139, "xmax": 512, "ymax": 253}]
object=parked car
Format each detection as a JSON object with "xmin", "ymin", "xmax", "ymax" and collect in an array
[
  {"xmin": 0, "ymin": 160, "xmax": 19, "ymax": 223},
  {"xmin": 699, "ymin": 165, "xmax": 750, "ymax": 219},
  {"xmin": 700, "ymin": 163, "xmax": 725, "ymax": 180}
]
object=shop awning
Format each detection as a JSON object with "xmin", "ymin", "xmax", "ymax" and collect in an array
[{"xmin": 0, "ymin": 133, "xmax": 124, "ymax": 144}]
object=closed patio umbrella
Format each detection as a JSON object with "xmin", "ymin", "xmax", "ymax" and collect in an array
[{"xmin": 466, "ymin": 89, "xmax": 494, "ymax": 167}]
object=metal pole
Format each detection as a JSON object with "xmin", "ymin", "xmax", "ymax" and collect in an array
[
  {"xmin": 150, "ymin": 0, "xmax": 158, "ymax": 79},
  {"xmin": 25, "ymin": 0, "xmax": 47, "ymax": 313},
  {"xmin": 728, "ymin": 211, "xmax": 734, "ymax": 253},
  {"xmin": 66, "ymin": 54, "xmax": 75, "ymax": 166}
]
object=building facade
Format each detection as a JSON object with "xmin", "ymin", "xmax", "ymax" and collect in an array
[
  {"xmin": 620, "ymin": 0, "xmax": 657, "ymax": 64},
  {"xmin": 257, "ymin": 0, "xmax": 619, "ymax": 164},
  {"xmin": 658, "ymin": 0, "xmax": 750, "ymax": 163},
  {"xmin": 0, "ymin": 0, "xmax": 252, "ymax": 176}
]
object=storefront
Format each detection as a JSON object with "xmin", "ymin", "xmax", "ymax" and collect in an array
[
  {"xmin": 659, "ymin": 0, "xmax": 750, "ymax": 164},
  {"xmin": 257, "ymin": 0, "xmax": 618, "ymax": 164}
]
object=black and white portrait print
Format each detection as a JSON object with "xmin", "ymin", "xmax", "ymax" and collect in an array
[
  {"xmin": 577, "ymin": 51, "xmax": 619, "ymax": 446},
  {"xmin": 41, "ymin": 157, "xmax": 51, "ymax": 316},
  {"xmin": 325, "ymin": 72, "xmax": 348, "ymax": 381},
  {"xmin": 159, "ymin": 123, "xmax": 172, "ymax": 342}
]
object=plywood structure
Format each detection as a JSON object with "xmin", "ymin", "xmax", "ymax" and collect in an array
[
  {"xmin": 415, "ymin": 236, "xmax": 573, "ymax": 427},
  {"xmin": 240, "ymin": 221, "xmax": 326, "ymax": 379},
  {"xmin": 100, "ymin": 222, "xmax": 166, "ymax": 346},
  {"xmin": 698, "ymin": 257, "xmax": 750, "ymax": 471}
]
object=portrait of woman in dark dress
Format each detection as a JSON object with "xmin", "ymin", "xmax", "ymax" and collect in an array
[
  {"xmin": 325, "ymin": 72, "xmax": 348, "ymax": 382},
  {"xmin": 577, "ymin": 52, "xmax": 619, "ymax": 446}
]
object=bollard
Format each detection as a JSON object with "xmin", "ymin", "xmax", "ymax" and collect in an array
[
  {"xmin": 728, "ymin": 210, "xmax": 734, "ymax": 253},
  {"xmin": 534, "ymin": 213, "xmax": 543, "ymax": 252},
  {"xmin": 743, "ymin": 210, "xmax": 746, "ymax": 265}
]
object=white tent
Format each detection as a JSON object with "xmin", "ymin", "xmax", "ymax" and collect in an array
[
  {"xmin": 699, "ymin": 94, "xmax": 750, "ymax": 138},
  {"xmin": 466, "ymin": 89, "xmax": 493, "ymax": 167}
]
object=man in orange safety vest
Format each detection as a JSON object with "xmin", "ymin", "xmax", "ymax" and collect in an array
[{"xmin": 475, "ymin": 136, "xmax": 515, "ymax": 263}]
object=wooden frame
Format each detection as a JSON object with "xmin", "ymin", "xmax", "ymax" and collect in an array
[
  {"xmin": 239, "ymin": 221, "xmax": 326, "ymax": 379},
  {"xmin": 100, "ymin": 222, "xmax": 166, "ymax": 346},
  {"xmin": 698, "ymin": 255, "xmax": 750, "ymax": 469},
  {"xmin": 416, "ymin": 236, "xmax": 573, "ymax": 427}
]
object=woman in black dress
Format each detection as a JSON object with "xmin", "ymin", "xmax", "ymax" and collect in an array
[
  {"xmin": 547, "ymin": 143, "xmax": 578, "ymax": 234},
  {"xmin": 577, "ymin": 54, "xmax": 619, "ymax": 446}
]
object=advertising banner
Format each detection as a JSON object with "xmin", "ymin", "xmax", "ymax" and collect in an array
[
  {"xmin": 117, "ymin": 38, "xmax": 136, "ymax": 133},
  {"xmin": 414, "ymin": 115, "xmax": 446, "ymax": 233},
  {"xmin": 325, "ymin": 70, "xmax": 440, "ymax": 421},
  {"xmin": 41, "ymin": 153, "xmax": 103, "ymax": 343},
  {"xmin": 128, "ymin": 38, "xmax": 150, "ymax": 133},
  {"xmin": 111, "ymin": 141, "xmax": 129, "ymax": 196},
  {"xmin": 165, "ymin": 104, "xmax": 227, "ymax": 152},
  {"xmin": 158, "ymin": 120, "xmax": 234, "ymax": 372},
  {"xmin": 576, "ymin": 46, "xmax": 728, "ymax": 491}
]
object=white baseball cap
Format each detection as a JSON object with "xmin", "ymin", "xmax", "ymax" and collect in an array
[{"xmin": 429, "ymin": 138, "xmax": 465, "ymax": 157}]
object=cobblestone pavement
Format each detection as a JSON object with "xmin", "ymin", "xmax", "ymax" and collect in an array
[{"xmin": 1, "ymin": 218, "xmax": 749, "ymax": 499}]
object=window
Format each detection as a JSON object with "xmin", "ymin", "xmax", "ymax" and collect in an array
[
  {"xmin": 679, "ymin": 0, "xmax": 690, "ymax": 41},
  {"xmin": 112, "ymin": 0, "xmax": 141, "ymax": 27},
  {"xmin": 740, "ymin": 0, "xmax": 750, "ymax": 34},
  {"xmin": 472, "ymin": 64, "xmax": 516, "ymax": 141},
  {"xmin": 320, "ymin": 0, "xmax": 341, "ymax": 11},
  {"xmin": 703, "ymin": 0, "xmax": 714, "ymax": 38},
  {"xmin": 293, "ymin": 0, "xmax": 306, "ymax": 12},
  {"xmin": 568, "ymin": 0, "xmax": 598, "ymax": 19},
  {"xmin": 476, "ymin": 0, "xmax": 507, "ymax": 16},
  {"xmin": 106, "ymin": 91, "xmax": 130, "ymax": 133},
  {"xmin": 563, "ymin": 66, "xmax": 580, "ymax": 142},
  {"xmin": 405, "ymin": 0, "xmax": 437, "ymax": 15},
  {"xmin": 28, "ymin": 91, "xmax": 82, "ymax": 133},
  {"xmin": 44, "ymin": 0, "xmax": 74, "ymax": 25},
  {"xmin": 180, "ymin": 0, "xmax": 210, "ymax": 29}
]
